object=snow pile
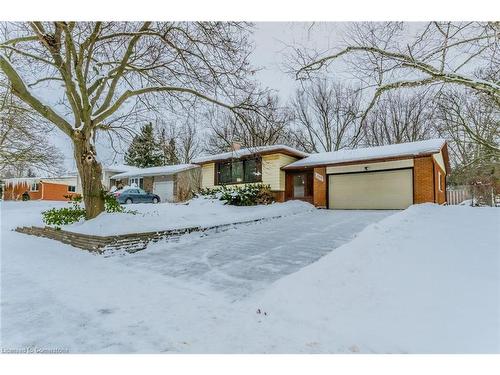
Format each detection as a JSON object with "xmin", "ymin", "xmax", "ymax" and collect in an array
[
  {"xmin": 250, "ymin": 204, "xmax": 500, "ymax": 353},
  {"xmin": 192, "ymin": 144, "xmax": 308, "ymax": 164},
  {"xmin": 63, "ymin": 198, "xmax": 314, "ymax": 235},
  {"xmin": 284, "ymin": 138, "xmax": 446, "ymax": 168},
  {"xmin": 2, "ymin": 201, "xmax": 498, "ymax": 353}
]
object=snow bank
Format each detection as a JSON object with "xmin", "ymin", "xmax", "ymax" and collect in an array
[
  {"xmin": 250, "ymin": 204, "xmax": 500, "ymax": 353},
  {"xmin": 63, "ymin": 198, "xmax": 314, "ymax": 235}
]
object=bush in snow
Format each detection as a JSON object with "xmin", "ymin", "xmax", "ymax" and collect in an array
[
  {"xmin": 197, "ymin": 187, "xmax": 220, "ymax": 199},
  {"xmin": 42, "ymin": 193, "xmax": 128, "ymax": 227},
  {"xmin": 42, "ymin": 201, "xmax": 86, "ymax": 226},
  {"xmin": 104, "ymin": 193, "xmax": 124, "ymax": 213},
  {"xmin": 199, "ymin": 184, "xmax": 274, "ymax": 206}
]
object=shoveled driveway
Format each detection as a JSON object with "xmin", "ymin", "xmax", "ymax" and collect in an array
[{"xmin": 112, "ymin": 209, "xmax": 393, "ymax": 298}]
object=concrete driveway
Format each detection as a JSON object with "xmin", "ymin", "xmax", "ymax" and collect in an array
[{"xmin": 112, "ymin": 209, "xmax": 393, "ymax": 298}]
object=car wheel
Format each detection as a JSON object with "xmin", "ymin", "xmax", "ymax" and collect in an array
[
  {"xmin": 125, "ymin": 198, "xmax": 133, "ymax": 204},
  {"xmin": 152, "ymin": 197, "xmax": 159, "ymax": 204}
]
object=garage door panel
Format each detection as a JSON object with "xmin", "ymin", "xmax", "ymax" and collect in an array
[
  {"xmin": 328, "ymin": 169, "xmax": 413, "ymax": 210},
  {"xmin": 154, "ymin": 181, "xmax": 174, "ymax": 203}
]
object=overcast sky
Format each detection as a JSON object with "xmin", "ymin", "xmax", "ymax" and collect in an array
[{"xmin": 252, "ymin": 22, "xmax": 346, "ymax": 98}]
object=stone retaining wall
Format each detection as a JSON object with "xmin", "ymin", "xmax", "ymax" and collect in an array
[{"xmin": 14, "ymin": 215, "xmax": 284, "ymax": 254}]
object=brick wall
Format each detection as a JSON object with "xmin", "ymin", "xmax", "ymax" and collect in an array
[
  {"xmin": 3, "ymin": 182, "xmax": 75, "ymax": 201},
  {"xmin": 434, "ymin": 160, "xmax": 446, "ymax": 204},
  {"xmin": 313, "ymin": 167, "xmax": 327, "ymax": 208},
  {"xmin": 413, "ymin": 156, "xmax": 435, "ymax": 204},
  {"xmin": 271, "ymin": 191, "xmax": 285, "ymax": 202},
  {"xmin": 41, "ymin": 182, "xmax": 77, "ymax": 201}
]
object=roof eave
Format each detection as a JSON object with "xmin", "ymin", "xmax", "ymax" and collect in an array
[
  {"xmin": 110, "ymin": 165, "xmax": 198, "ymax": 180},
  {"xmin": 281, "ymin": 150, "xmax": 444, "ymax": 171},
  {"xmin": 194, "ymin": 148, "xmax": 308, "ymax": 165}
]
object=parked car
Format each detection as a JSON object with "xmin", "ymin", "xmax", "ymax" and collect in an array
[{"xmin": 113, "ymin": 187, "xmax": 160, "ymax": 204}]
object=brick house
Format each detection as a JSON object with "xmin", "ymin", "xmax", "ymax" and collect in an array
[
  {"xmin": 2, "ymin": 176, "xmax": 80, "ymax": 201},
  {"xmin": 195, "ymin": 139, "xmax": 449, "ymax": 209}
]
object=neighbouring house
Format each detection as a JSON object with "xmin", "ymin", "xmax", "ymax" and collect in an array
[
  {"xmin": 194, "ymin": 139, "xmax": 449, "ymax": 210},
  {"xmin": 110, "ymin": 164, "xmax": 201, "ymax": 203},
  {"xmin": 75, "ymin": 164, "xmax": 141, "ymax": 193},
  {"xmin": 192, "ymin": 145, "xmax": 309, "ymax": 202},
  {"xmin": 2, "ymin": 176, "xmax": 80, "ymax": 201}
]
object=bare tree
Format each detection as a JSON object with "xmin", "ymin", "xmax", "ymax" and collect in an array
[
  {"xmin": 0, "ymin": 22, "xmax": 259, "ymax": 218},
  {"xmin": 0, "ymin": 73, "xmax": 64, "ymax": 177},
  {"xmin": 176, "ymin": 120, "xmax": 201, "ymax": 163},
  {"xmin": 435, "ymin": 88, "xmax": 499, "ymax": 186},
  {"xmin": 290, "ymin": 79, "xmax": 362, "ymax": 153},
  {"xmin": 362, "ymin": 90, "xmax": 436, "ymax": 146},
  {"xmin": 206, "ymin": 94, "xmax": 293, "ymax": 153},
  {"xmin": 295, "ymin": 22, "xmax": 500, "ymax": 151},
  {"xmin": 157, "ymin": 117, "xmax": 201, "ymax": 165}
]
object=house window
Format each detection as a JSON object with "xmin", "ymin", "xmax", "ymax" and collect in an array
[
  {"xmin": 438, "ymin": 172, "xmax": 443, "ymax": 192},
  {"xmin": 30, "ymin": 182, "xmax": 40, "ymax": 192},
  {"xmin": 216, "ymin": 157, "xmax": 262, "ymax": 185},
  {"xmin": 129, "ymin": 177, "xmax": 144, "ymax": 189},
  {"xmin": 68, "ymin": 185, "xmax": 76, "ymax": 192}
]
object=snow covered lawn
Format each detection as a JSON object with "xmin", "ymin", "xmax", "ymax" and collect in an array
[
  {"xmin": 1, "ymin": 201, "xmax": 498, "ymax": 353},
  {"xmin": 253, "ymin": 204, "xmax": 500, "ymax": 353},
  {"xmin": 62, "ymin": 197, "xmax": 313, "ymax": 235}
]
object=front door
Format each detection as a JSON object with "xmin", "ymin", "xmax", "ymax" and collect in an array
[{"xmin": 285, "ymin": 171, "xmax": 314, "ymax": 203}]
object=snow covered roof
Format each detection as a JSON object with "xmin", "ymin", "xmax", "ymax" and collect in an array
[
  {"xmin": 283, "ymin": 139, "xmax": 447, "ymax": 169},
  {"xmin": 192, "ymin": 145, "xmax": 309, "ymax": 164},
  {"xmin": 3, "ymin": 176, "xmax": 77, "ymax": 188},
  {"xmin": 103, "ymin": 164, "xmax": 140, "ymax": 173},
  {"xmin": 110, "ymin": 164, "xmax": 199, "ymax": 179}
]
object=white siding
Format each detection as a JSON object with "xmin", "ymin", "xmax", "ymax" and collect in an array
[{"xmin": 262, "ymin": 154, "xmax": 299, "ymax": 191}]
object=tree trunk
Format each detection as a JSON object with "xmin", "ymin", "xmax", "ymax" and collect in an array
[{"xmin": 73, "ymin": 133, "xmax": 105, "ymax": 219}]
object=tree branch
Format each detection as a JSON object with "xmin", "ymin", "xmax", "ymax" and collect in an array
[
  {"xmin": 0, "ymin": 54, "xmax": 74, "ymax": 137},
  {"xmin": 296, "ymin": 45, "xmax": 500, "ymax": 106},
  {"xmin": 93, "ymin": 85, "xmax": 236, "ymax": 124}
]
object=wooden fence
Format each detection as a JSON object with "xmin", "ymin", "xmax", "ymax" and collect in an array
[{"xmin": 447, "ymin": 188, "xmax": 471, "ymax": 205}]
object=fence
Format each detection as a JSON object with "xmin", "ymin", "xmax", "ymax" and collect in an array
[{"xmin": 447, "ymin": 188, "xmax": 471, "ymax": 205}]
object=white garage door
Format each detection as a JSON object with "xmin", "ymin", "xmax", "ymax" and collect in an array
[
  {"xmin": 153, "ymin": 181, "xmax": 174, "ymax": 203},
  {"xmin": 328, "ymin": 169, "xmax": 413, "ymax": 209}
]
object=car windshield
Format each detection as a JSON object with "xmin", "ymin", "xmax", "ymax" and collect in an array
[{"xmin": 137, "ymin": 189, "xmax": 147, "ymax": 194}]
